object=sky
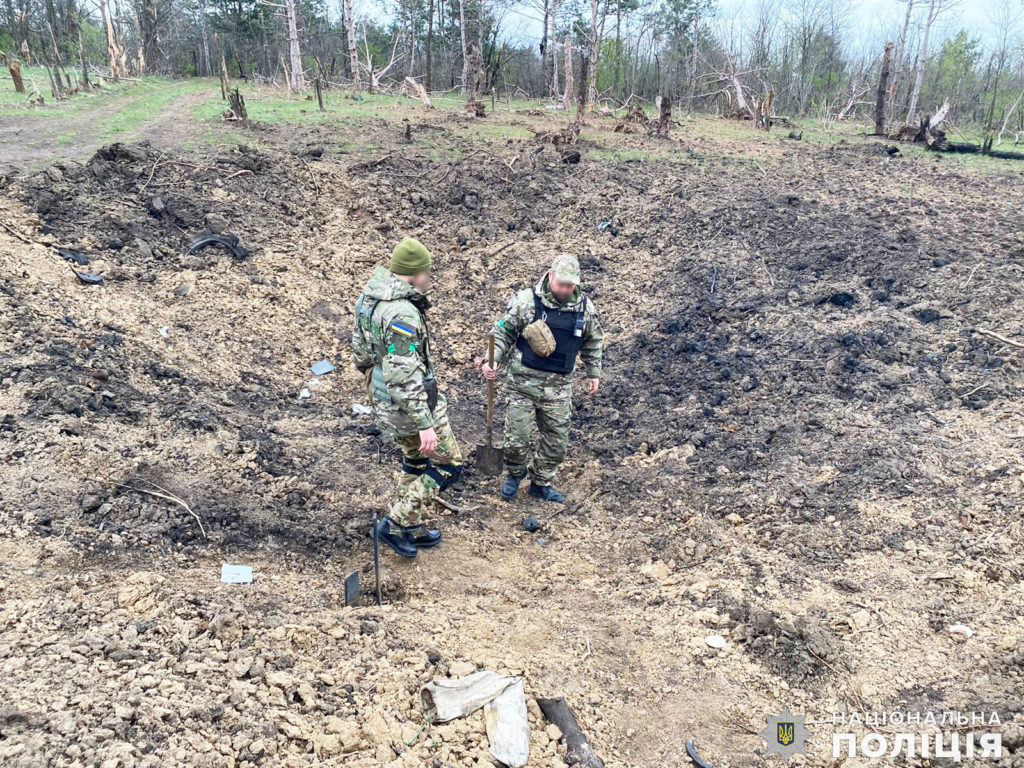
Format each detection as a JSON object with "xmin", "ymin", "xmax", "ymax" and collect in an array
[
  {"xmin": 487, "ymin": 0, "xmax": 1023, "ymax": 55},
  {"xmin": 340, "ymin": 0, "xmax": 1024, "ymax": 58}
]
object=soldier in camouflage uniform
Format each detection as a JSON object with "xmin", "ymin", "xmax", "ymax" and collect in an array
[
  {"xmin": 481, "ymin": 254, "xmax": 603, "ymax": 503},
  {"xmin": 352, "ymin": 237, "xmax": 463, "ymax": 558}
]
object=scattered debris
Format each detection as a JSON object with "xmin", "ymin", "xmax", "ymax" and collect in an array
[
  {"xmin": 310, "ymin": 359, "xmax": 335, "ymax": 376},
  {"xmin": 537, "ymin": 696, "xmax": 605, "ymax": 768},
  {"xmin": 704, "ymin": 634, "xmax": 727, "ymax": 649},
  {"xmin": 220, "ymin": 564, "xmax": 253, "ymax": 583},
  {"xmin": 57, "ymin": 247, "xmax": 89, "ymax": 265},
  {"xmin": 686, "ymin": 739, "xmax": 716, "ymax": 768},
  {"xmin": 344, "ymin": 570, "xmax": 359, "ymax": 606},
  {"xmin": 948, "ymin": 624, "xmax": 974, "ymax": 639},
  {"xmin": 70, "ymin": 267, "xmax": 103, "ymax": 285},
  {"xmin": 187, "ymin": 229, "xmax": 249, "ymax": 259},
  {"xmin": 352, "ymin": 402, "xmax": 373, "ymax": 415},
  {"xmin": 420, "ymin": 671, "xmax": 530, "ymax": 767},
  {"xmin": 522, "ymin": 516, "xmax": 541, "ymax": 532}
]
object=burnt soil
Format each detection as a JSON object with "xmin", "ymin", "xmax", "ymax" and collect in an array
[{"xmin": 1, "ymin": 98, "xmax": 1023, "ymax": 768}]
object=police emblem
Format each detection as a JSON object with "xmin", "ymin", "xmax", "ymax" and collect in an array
[
  {"xmin": 760, "ymin": 706, "xmax": 811, "ymax": 761},
  {"xmin": 777, "ymin": 722, "xmax": 794, "ymax": 746}
]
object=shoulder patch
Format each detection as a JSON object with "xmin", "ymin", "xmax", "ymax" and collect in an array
[{"xmin": 390, "ymin": 322, "xmax": 416, "ymax": 338}]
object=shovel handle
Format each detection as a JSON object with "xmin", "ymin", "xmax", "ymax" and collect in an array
[{"xmin": 486, "ymin": 333, "xmax": 495, "ymax": 445}]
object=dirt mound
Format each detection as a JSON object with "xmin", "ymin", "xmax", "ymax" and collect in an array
[{"xmin": 1, "ymin": 113, "xmax": 1023, "ymax": 767}]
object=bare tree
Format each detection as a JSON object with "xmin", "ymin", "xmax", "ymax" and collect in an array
[
  {"xmin": 344, "ymin": 0, "xmax": 360, "ymax": 91},
  {"xmin": 550, "ymin": 0, "xmax": 560, "ymax": 99},
  {"xmin": 99, "ymin": 0, "xmax": 121, "ymax": 80},
  {"xmin": 906, "ymin": 0, "xmax": 940, "ymax": 124},
  {"xmin": 586, "ymin": 0, "xmax": 600, "ymax": 111},
  {"xmin": 425, "ymin": 0, "xmax": 434, "ymax": 90},
  {"xmin": 458, "ymin": 0, "xmax": 468, "ymax": 94},
  {"xmin": 197, "ymin": 0, "xmax": 211, "ymax": 76},
  {"xmin": 563, "ymin": 38, "xmax": 573, "ymax": 109},
  {"xmin": 875, "ymin": 41, "xmax": 893, "ymax": 134},
  {"xmin": 887, "ymin": 0, "xmax": 914, "ymax": 120},
  {"xmin": 284, "ymin": 0, "xmax": 304, "ymax": 91},
  {"xmin": 362, "ymin": 22, "xmax": 402, "ymax": 91}
]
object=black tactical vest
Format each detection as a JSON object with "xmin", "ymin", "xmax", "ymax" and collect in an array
[{"xmin": 516, "ymin": 292, "xmax": 587, "ymax": 374}]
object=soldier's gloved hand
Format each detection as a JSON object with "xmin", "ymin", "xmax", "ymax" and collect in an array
[
  {"xmin": 419, "ymin": 427, "xmax": 438, "ymax": 455},
  {"xmin": 588, "ymin": 378, "xmax": 600, "ymax": 395},
  {"xmin": 480, "ymin": 363, "xmax": 497, "ymax": 381}
]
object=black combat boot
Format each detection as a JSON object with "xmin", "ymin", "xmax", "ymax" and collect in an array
[
  {"xmin": 528, "ymin": 483, "xmax": 565, "ymax": 503},
  {"xmin": 501, "ymin": 474, "xmax": 526, "ymax": 501},
  {"xmin": 370, "ymin": 516, "xmax": 418, "ymax": 558},
  {"xmin": 403, "ymin": 523, "xmax": 442, "ymax": 548}
]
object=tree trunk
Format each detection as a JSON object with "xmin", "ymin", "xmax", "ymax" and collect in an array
[
  {"xmin": 198, "ymin": 0, "xmax": 211, "ymax": 76},
  {"xmin": 875, "ymin": 41, "xmax": 893, "ymax": 134},
  {"xmin": 100, "ymin": 0, "xmax": 120, "ymax": 81},
  {"xmin": 562, "ymin": 39, "xmax": 573, "ymax": 110},
  {"xmin": 576, "ymin": 54, "xmax": 588, "ymax": 121},
  {"xmin": 78, "ymin": 29, "xmax": 89, "ymax": 89},
  {"xmin": 458, "ymin": 0, "xmax": 468, "ymax": 95},
  {"xmin": 219, "ymin": 51, "xmax": 229, "ymax": 99},
  {"xmin": 284, "ymin": 0, "xmax": 303, "ymax": 92},
  {"xmin": 689, "ymin": 4, "xmax": 699, "ymax": 101},
  {"xmin": 344, "ymin": 0, "xmax": 359, "ymax": 91},
  {"xmin": 426, "ymin": 0, "xmax": 434, "ymax": 91},
  {"xmin": 407, "ymin": 11, "xmax": 416, "ymax": 77},
  {"xmin": 586, "ymin": 0, "xmax": 598, "ymax": 111},
  {"xmin": 0, "ymin": 52, "xmax": 25, "ymax": 93},
  {"xmin": 550, "ymin": 6, "xmax": 559, "ymax": 100},
  {"xmin": 540, "ymin": 0, "xmax": 548, "ymax": 95},
  {"xmin": 906, "ymin": 0, "xmax": 936, "ymax": 124},
  {"xmin": 888, "ymin": 0, "xmax": 914, "ymax": 120},
  {"xmin": 613, "ymin": 1, "xmax": 620, "ymax": 96}
]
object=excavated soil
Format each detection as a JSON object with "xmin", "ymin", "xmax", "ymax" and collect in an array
[{"xmin": 1, "ymin": 102, "xmax": 1023, "ymax": 768}]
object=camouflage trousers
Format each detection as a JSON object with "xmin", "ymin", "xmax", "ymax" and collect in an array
[
  {"xmin": 377, "ymin": 392, "xmax": 463, "ymax": 532},
  {"xmin": 503, "ymin": 376, "xmax": 572, "ymax": 487}
]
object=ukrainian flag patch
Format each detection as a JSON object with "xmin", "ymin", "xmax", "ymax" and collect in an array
[{"xmin": 390, "ymin": 322, "xmax": 415, "ymax": 338}]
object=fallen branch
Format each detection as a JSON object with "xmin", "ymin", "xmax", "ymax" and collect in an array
[
  {"xmin": 1, "ymin": 220, "xmax": 33, "ymax": 243},
  {"xmin": 116, "ymin": 481, "xmax": 208, "ymax": 539},
  {"xmin": 976, "ymin": 328, "xmax": 1024, "ymax": 349},
  {"xmin": 301, "ymin": 158, "xmax": 320, "ymax": 198},
  {"xmin": 434, "ymin": 496, "xmax": 462, "ymax": 513},
  {"xmin": 138, "ymin": 150, "xmax": 166, "ymax": 194}
]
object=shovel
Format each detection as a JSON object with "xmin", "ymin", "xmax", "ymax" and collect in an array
[{"xmin": 475, "ymin": 333, "xmax": 504, "ymax": 476}]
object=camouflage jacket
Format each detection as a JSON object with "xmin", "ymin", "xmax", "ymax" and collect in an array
[
  {"xmin": 351, "ymin": 266, "xmax": 436, "ymax": 431},
  {"xmin": 490, "ymin": 275, "xmax": 603, "ymax": 386}
]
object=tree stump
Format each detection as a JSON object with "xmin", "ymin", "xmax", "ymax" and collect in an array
[
  {"xmin": 227, "ymin": 88, "xmax": 248, "ymax": 124},
  {"xmin": 0, "ymin": 52, "xmax": 25, "ymax": 93},
  {"xmin": 657, "ymin": 95, "xmax": 671, "ymax": 137}
]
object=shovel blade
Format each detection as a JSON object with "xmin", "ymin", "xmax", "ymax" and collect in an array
[{"xmin": 475, "ymin": 444, "xmax": 504, "ymax": 477}]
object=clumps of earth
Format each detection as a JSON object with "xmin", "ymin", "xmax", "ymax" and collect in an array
[
  {"xmin": 1, "ymin": 111, "xmax": 1023, "ymax": 767},
  {"xmin": 0, "ymin": 571, "xmax": 584, "ymax": 768}
]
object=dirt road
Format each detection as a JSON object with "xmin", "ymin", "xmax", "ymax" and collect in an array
[{"xmin": 0, "ymin": 83, "xmax": 212, "ymax": 174}]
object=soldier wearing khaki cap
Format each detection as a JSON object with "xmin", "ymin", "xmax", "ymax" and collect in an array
[{"xmin": 480, "ymin": 254, "xmax": 604, "ymax": 503}]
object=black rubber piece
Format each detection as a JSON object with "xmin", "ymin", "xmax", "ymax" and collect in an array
[{"xmin": 686, "ymin": 740, "xmax": 715, "ymax": 768}]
